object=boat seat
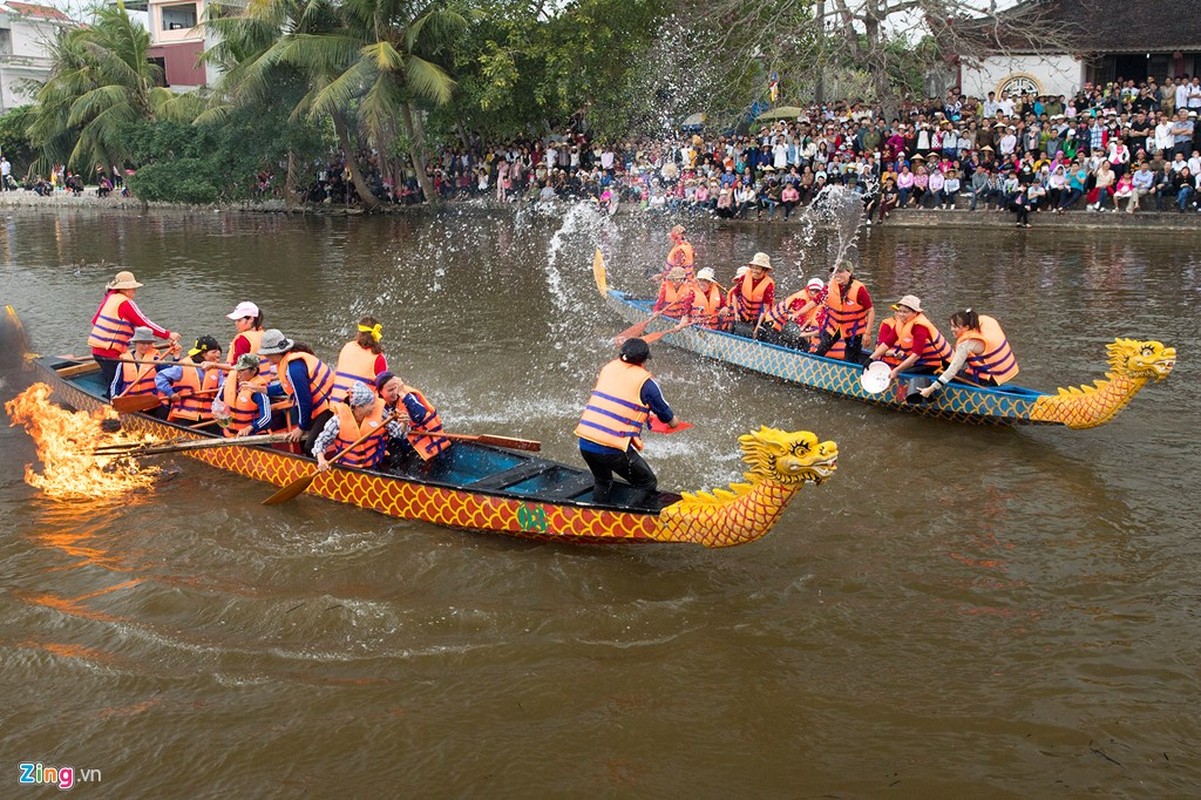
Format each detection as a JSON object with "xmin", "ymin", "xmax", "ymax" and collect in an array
[
  {"xmin": 469, "ymin": 461, "xmax": 555, "ymax": 491},
  {"xmin": 541, "ymin": 474, "xmax": 597, "ymax": 500}
]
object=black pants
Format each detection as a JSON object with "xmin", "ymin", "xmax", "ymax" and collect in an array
[
  {"xmin": 96, "ymin": 356, "xmax": 119, "ymax": 399},
  {"xmin": 813, "ymin": 329, "xmax": 869, "ymax": 365},
  {"xmin": 580, "ymin": 445, "xmax": 657, "ymax": 507}
]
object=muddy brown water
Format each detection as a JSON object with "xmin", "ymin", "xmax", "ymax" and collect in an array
[{"xmin": 1, "ymin": 206, "xmax": 1199, "ymax": 796}]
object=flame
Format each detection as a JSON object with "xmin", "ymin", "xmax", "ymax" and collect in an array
[{"xmin": 5, "ymin": 382, "xmax": 161, "ymax": 500}]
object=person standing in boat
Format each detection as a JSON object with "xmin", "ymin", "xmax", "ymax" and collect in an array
[
  {"xmin": 652, "ymin": 267, "xmax": 695, "ymax": 319},
  {"xmin": 110, "ymin": 326, "xmax": 174, "ymax": 402},
  {"xmin": 575, "ymin": 337, "xmax": 678, "ymax": 508},
  {"xmin": 374, "ymin": 371, "xmax": 452, "ymax": 465},
  {"xmin": 225, "ymin": 301, "xmax": 272, "ymax": 377},
  {"xmin": 729, "ymin": 252, "xmax": 776, "ymax": 337},
  {"xmin": 155, "ymin": 335, "xmax": 223, "ymax": 423},
  {"xmin": 865, "ymin": 295, "xmax": 953, "ymax": 381},
  {"xmin": 313, "ymin": 381, "xmax": 407, "ymax": 472},
  {"xmin": 655, "ymin": 224, "xmax": 694, "ymax": 282},
  {"xmin": 215, "ymin": 353, "xmax": 274, "ymax": 438},
  {"xmin": 917, "ymin": 309, "xmax": 1020, "ymax": 398},
  {"xmin": 88, "ymin": 269, "xmax": 181, "ymax": 398},
  {"xmin": 811, "ymin": 261, "xmax": 874, "ymax": 364},
  {"xmin": 332, "ymin": 316, "xmax": 389, "ymax": 403},
  {"xmin": 258, "ymin": 329, "xmax": 336, "ymax": 455}
]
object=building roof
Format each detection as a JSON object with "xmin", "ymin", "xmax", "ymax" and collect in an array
[
  {"xmin": 957, "ymin": 0, "xmax": 1201, "ymax": 56},
  {"xmin": 1, "ymin": 2, "xmax": 72, "ymax": 21}
]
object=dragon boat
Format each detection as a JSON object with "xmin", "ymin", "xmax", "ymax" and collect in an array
[
  {"xmin": 593, "ymin": 254, "xmax": 1176, "ymax": 428},
  {"xmin": 20, "ymin": 348, "xmax": 838, "ymax": 548}
]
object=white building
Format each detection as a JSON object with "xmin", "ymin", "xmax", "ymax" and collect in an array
[{"xmin": 0, "ymin": 2, "xmax": 76, "ymax": 112}]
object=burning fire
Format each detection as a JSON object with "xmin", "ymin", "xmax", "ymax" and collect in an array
[{"xmin": 5, "ymin": 383, "xmax": 160, "ymax": 500}]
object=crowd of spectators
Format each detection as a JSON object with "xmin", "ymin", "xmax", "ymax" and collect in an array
[{"xmin": 301, "ymin": 74, "xmax": 1201, "ymax": 224}]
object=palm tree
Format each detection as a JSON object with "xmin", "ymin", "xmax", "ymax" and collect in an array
[{"xmin": 27, "ymin": 1, "xmax": 201, "ymax": 173}]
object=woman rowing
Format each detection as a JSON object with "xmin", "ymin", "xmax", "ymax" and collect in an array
[
  {"xmin": 87, "ymin": 269, "xmax": 181, "ymax": 397},
  {"xmin": 917, "ymin": 309, "xmax": 1020, "ymax": 398},
  {"xmin": 728, "ymin": 252, "xmax": 776, "ymax": 337},
  {"xmin": 756, "ymin": 277, "xmax": 826, "ymax": 349},
  {"xmin": 313, "ymin": 381, "xmax": 407, "ymax": 473},
  {"xmin": 374, "ymin": 371, "xmax": 452, "ymax": 466},
  {"xmin": 215, "ymin": 353, "xmax": 274, "ymax": 438},
  {"xmin": 689, "ymin": 268, "xmax": 726, "ymax": 329},
  {"xmin": 652, "ymin": 267, "xmax": 695, "ymax": 320},
  {"xmin": 155, "ymin": 335, "xmax": 223, "ymax": 423},
  {"xmin": 332, "ymin": 315, "xmax": 388, "ymax": 403},
  {"xmin": 257, "ymin": 329, "xmax": 336, "ymax": 454},
  {"xmin": 865, "ymin": 294, "xmax": 952, "ymax": 381},
  {"xmin": 110, "ymin": 326, "xmax": 174, "ymax": 402}
]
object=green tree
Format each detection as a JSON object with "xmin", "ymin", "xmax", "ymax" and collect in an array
[
  {"xmin": 0, "ymin": 106, "xmax": 37, "ymax": 178},
  {"xmin": 26, "ymin": 1, "xmax": 202, "ymax": 174}
]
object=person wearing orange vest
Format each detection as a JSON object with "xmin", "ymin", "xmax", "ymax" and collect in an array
[
  {"xmin": 214, "ymin": 353, "xmax": 274, "ymax": 438},
  {"xmin": 374, "ymin": 372, "xmax": 452, "ymax": 465},
  {"xmin": 728, "ymin": 252, "xmax": 776, "ymax": 336},
  {"xmin": 722, "ymin": 266, "xmax": 750, "ymax": 329},
  {"xmin": 332, "ymin": 315, "xmax": 389, "ymax": 403},
  {"xmin": 110, "ymin": 326, "xmax": 171, "ymax": 401},
  {"xmin": 225, "ymin": 301, "xmax": 273, "ymax": 377},
  {"xmin": 656, "ymin": 224, "xmax": 695, "ymax": 282},
  {"xmin": 575, "ymin": 337, "xmax": 678, "ymax": 508},
  {"xmin": 312, "ymin": 381, "xmax": 407, "ymax": 472},
  {"xmin": 88, "ymin": 269, "xmax": 180, "ymax": 397},
  {"xmin": 812, "ymin": 262, "xmax": 874, "ymax": 364},
  {"xmin": 155, "ymin": 335, "xmax": 223, "ymax": 422},
  {"xmin": 258, "ymin": 329, "xmax": 336, "ymax": 454},
  {"xmin": 756, "ymin": 277, "xmax": 826, "ymax": 349},
  {"xmin": 866, "ymin": 294, "xmax": 953, "ymax": 381},
  {"xmin": 652, "ymin": 267, "xmax": 695, "ymax": 319},
  {"xmin": 689, "ymin": 268, "xmax": 726, "ymax": 329},
  {"xmin": 918, "ymin": 308, "xmax": 1021, "ymax": 398}
]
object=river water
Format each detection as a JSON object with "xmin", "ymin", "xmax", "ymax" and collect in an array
[{"xmin": 1, "ymin": 206, "xmax": 1199, "ymax": 796}]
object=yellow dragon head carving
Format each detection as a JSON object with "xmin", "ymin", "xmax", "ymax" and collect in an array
[
  {"xmin": 1107, "ymin": 338, "xmax": 1176, "ymax": 382},
  {"xmin": 739, "ymin": 426, "xmax": 838, "ymax": 486}
]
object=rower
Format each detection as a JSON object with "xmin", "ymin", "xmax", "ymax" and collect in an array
[
  {"xmin": 332, "ymin": 315, "xmax": 388, "ymax": 403},
  {"xmin": 88, "ymin": 269, "xmax": 181, "ymax": 398},
  {"xmin": 111, "ymin": 326, "xmax": 172, "ymax": 402},
  {"xmin": 156, "ymin": 335, "xmax": 223, "ymax": 423},
  {"xmin": 689, "ymin": 268, "xmax": 726, "ymax": 329},
  {"xmin": 313, "ymin": 381, "xmax": 406, "ymax": 472},
  {"xmin": 866, "ymin": 294, "xmax": 952, "ymax": 381},
  {"xmin": 374, "ymin": 371, "xmax": 452, "ymax": 466},
  {"xmin": 722, "ymin": 266, "xmax": 750, "ymax": 328},
  {"xmin": 575, "ymin": 337, "xmax": 677, "ymax": 509},
  {"xmin": 652, "ymin": 267, "xmax": 695, "ymax": 320},
  {"xmin": 257, "ymin": 329, "xmax": 336, "ymax": 455},
  {"xmin": 757, "ymin": 277, "xmax": 826, "ymax": 349},
  {"xmin": 224, "ymin": 301, "xmax": 273, "ymax": 377},
  {"xmin": 917, "ymin": 308, "xmax": 1020, "ymax": 398},
  {"xmin": 727, "ymin": 253, "xmax": 775, "ymax": 337},
  {"xmin": 215, "ymin": 353, "xmax": 273, "ymax": 438}
]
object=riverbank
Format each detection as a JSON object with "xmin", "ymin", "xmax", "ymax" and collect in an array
[{"xmin": 2, "ymin": 186, "xmax": 1200, "ymax": 232}]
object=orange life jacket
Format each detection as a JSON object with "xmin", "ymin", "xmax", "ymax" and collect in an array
[
  {"xmin": 405, "ymin": 388, "xmax": 451, "ymax": 461},
  {"xmin": 762, "ymin": 290, "xmax": 811, "ymax": 331},
  {"xmin": 959, "ymin": 315, "xmax": 1020, "ymax": 385},
  {"xmin": 656, "ymin": 282, "xmax": 695, "ymax": 319},
  {"xmin": 331, "ymin": 398, "xmax": 389, "ymax": 469},
  {"xmin": 574, "ymin": 359, "xmax": 651, "ymax": 451},
  {"xmin": 332, "ymin": 341, "xmax": 382, "ymax": 403},
  {"xmin": 824, "ymin": 279, "xmax": 870, "ymax": 338},
  {"xmin": 665, "ymin": 242, "xmax": 695, "ymax": 279},
  {"xmin": 885, "ymin": 312, "xmax": 953, "ymax": 368},
  {"xmin": 115, "ymin": 352, "xmax": 161, "ymax": 399},
  {"xmin": 278, "ymin": 351, "xmax": 335, "ymax": 418},
  {"xmin": 690, "ymin": 283, "xmax": 725, "ymax": 328},
  {"xmin": 87, "ymin": 292, "xmax": 135, "ymax": 353},
  {"xmin": 227, "ymin": 329, "xmax": 275, "ymax": 378},
  {"xmin": 220, "ymin": 374, "xmax": 269, "ymax": 437},
  {"xmin": 737, "ymin": 273, "xmax": 775, "ymax": 322},
  {"xmin": 167, "ymin": 363, "xmax": 221, "ymax": 422}
]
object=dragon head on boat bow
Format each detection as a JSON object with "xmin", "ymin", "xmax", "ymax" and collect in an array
[
  {"xmin": 1029, "ymin": 338, "xmax": 1176, "ymax": 429},
  {"xmin": 653, "ymin": 427, "xmax": 838, "ymax": 548}
]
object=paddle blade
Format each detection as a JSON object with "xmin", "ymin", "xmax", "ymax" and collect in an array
[
  {"xmin": 262, "ymin": 473, "xmax": 316, "ymax": 505},
  {"xmin": 648, "ymin": 418, "xmax": 692, "ymax": 434},
  {"xmin": 643, "ymin": 322, "xmax": 693, "ymax": 344},
  {"xmin": 111, "ymin": 393, "xmax": 165, "ymax": 413},
  {"xmin": 612, "ymin": 317, "xmax": 653, "ymax": 345},
  {"xmin": 592, "ymin": 249, "xmax": 608, "ymax": 296}
]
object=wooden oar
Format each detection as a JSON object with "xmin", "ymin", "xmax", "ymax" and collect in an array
[
  {"xmin": 643, "ymin": 320, "xmax": 695, "ymax": 344},
  {"xmin": 97, "ymin": 433, "xmax": 293, "ymax": 458},
  {"xmin": 409, "ymin": 431, "xmax": 540, "ymax": 452},
  {"xmin": 592, "ymin": 248, "xmax": 608, "ymax": 296},
  {"xmin": 111, "ymin": 389, "xmax": 219, "ymax": 414},
  {"xmin": 262, "ymin": 411, "xmax": 402, "ymax": 506},
  {"xmin": 56, "ymin": 361, "xmax": 102, "ymax": 378}
]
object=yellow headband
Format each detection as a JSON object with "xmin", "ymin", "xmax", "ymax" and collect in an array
[{"xmin": 358, "ymin": 323, "xmax": 382, "ymax": 342}]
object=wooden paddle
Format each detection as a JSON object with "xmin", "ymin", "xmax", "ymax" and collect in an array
[
  {"xmin": 643, "ymin": 320, "xmax": 696, "ymax": 344},
  {"xmin": 408, "ymin": 431, "xmax": 540, "ymax": 452},
  {"xmin": 56, "ymin": 361, "xmax": 102, "ymax": 378},
  {"xmin": 262, "ymin": 411, "xmax": 402, "ymax": 506},
  {"xmin": 592, "ymin": 248, "xmax": 608, "ymax": 296},
  {"xmin": 96, "ymin": 433, "xmax": 293, "ymax": 458},
  {"xmin": 111, "ymin": 389, "xmax": 219, "ymax": 414}
]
